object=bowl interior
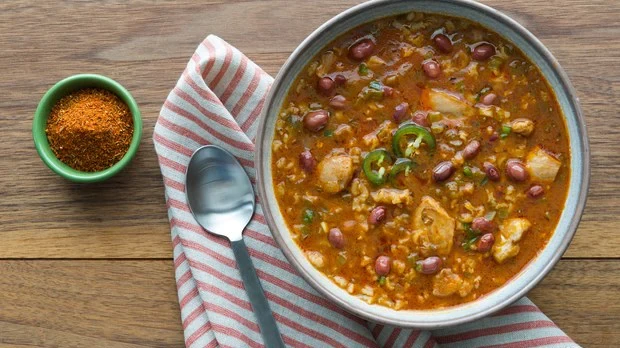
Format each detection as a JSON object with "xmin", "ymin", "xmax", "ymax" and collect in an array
[
  {"xmin": 33, "ymin": 74, "xmax": 142, "ymax": 183},
  {"xmin": 256, "ymin": 0, "xmax": 589, "ymax": 328}
]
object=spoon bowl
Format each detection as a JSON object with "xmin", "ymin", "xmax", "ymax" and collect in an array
[
  {"xmin": 186, "ymin": 145, "xmax": 255, "ymax": 241},
  {"xmin": 185, "ymin": 145, "xmax": 284, "ymax": 348}
]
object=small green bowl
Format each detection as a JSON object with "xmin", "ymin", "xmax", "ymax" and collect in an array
[{"xmin": 33, "ymin": 74, "xmax": 142, "ymax": 183}]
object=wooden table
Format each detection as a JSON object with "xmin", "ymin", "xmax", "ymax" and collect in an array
[{"xmin": 1, "ymin": 0, "xmax": 618, "ymax": 346}]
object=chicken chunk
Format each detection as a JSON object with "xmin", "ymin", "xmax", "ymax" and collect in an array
[
  {"xmin": 511, "ymin": 118, "xmax": 535, "ymax": 136},
  {"xmin": 412, "ymin": 196, "xmax": 455, "ymax": 256},
  {"xmin": 492, "ymin": 218, "xmax": 532, "ymax": 263},
  {"xmin": 420, "ymin": 88, "xmax": 473, "ymax": 117},
  {"xmin": 316, "ymin": 155, "xmax": 354, "ymax": 193},
  {"xmin": 305, "ymin": 251, "xmax": 325, "ymax": 268},
  {"xmin": 371, "ymin": 188, "xmax": 413, "ymax": 205},
  {"xmin": 432, "ymin": 269, "xmax": 473, "ymax": 297},
  {"xmin": 526, "ymin": 146, "xmax": 562, "ymax": 182}
]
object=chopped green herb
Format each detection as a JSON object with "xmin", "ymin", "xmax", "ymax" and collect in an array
[
  {"xmin": 463, "ymin": 166, "xmax": 473, "ymax": 177},
  {"xmin": 480, "ymin": 176, "xmax": 489, "ymax": 186},
  {"xmin": 358, "ymin": 63, "xmax": 369, "ymax": 76},
  {"xmin": 323, "ymin": 129, "xmax": 334, "ymax": 137},
  {"xmin": 302, "ymin": 209, "xmax": 314, "ymax": 224},
  {"xmin": 500, "ymin": 124, "xmax": 511, "ymax": 139},
  {"xmin": 475, "ymin": 86, "xmax": 492, "ymax": 102},
  {"xmin": 462, "ymin": 223, "xmax": 480, "ymax": 251},
  {"xmin": 369, "ymin": 80, "xmax": 383, "ymax": 91},
  {"xmin": 378, "ymin": 276, "xmax": 386, "ymax": 285}
]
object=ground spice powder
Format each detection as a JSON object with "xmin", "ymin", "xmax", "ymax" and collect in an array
[{"xmin": 45, "ymin": 88, "xmax": 133, "ymax": 172}]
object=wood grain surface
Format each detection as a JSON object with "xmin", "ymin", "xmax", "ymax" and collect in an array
[{"xmin": 0, "ymin": 0, "xmax": 618, "ymax": 346}]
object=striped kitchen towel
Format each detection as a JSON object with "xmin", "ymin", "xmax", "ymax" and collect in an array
[{"xmin": 153, "ymin": 35, "xmax": 579, "ymax": 348}]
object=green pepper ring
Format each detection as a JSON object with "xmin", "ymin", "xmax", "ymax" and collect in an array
[
  {"xmin": 362, "ymin": 149, "xmax": 392, "ymax": 185},
  {"xmin": 388, "ymin": 158, "xmax": 417, "ymax": 183},
  {"xmin": 392, "ymin": 123, "xmax": 436, "ymax": 157}
]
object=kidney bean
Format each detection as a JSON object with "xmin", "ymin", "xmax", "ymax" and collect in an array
[
  {"xmin": 489, "ymin": 132, "xmax": 499, "ymax": 142},
  {"xmin": 299, "ymin": 150, "xmax": 316, "ymax": 172},
  {"xmin": 348, "ymin": 39, "xmax": 375, "ymax": 61},
  {"xmin": 432, "ymin": 161, "xmax": 455, "ymax": 182},
  {"xmin": 334, "ymin": 74, "xmax": 347, "ymax": 86},
  {"xmin": 472, "ymin": 216, "xmax": 497, "ymax": 234},
  {"xmin": 392, "ymin": 102, "xmax": 409, "ymax": 123},
  {"xmin": 422, "ymin": 60, "xmax": 441, "ymax": 79},
  {"xmin": 476, "ymin": 233, "xmax": 495, "ymax": 252},
  {"xmin": 433, "ymin": 34, "xmax": 453, "ymax": 53},
  {"xmin": 527, "ymin": 184, "xmax": 545, "ymax": 199},
  {"xmin": 411, "ymin": 110, "xmax": 429, "ymax": 127},
  {"xmin": 368, "ymin": 206, "xmax": 387, "ymax": 225},
  {"xmin": 375, "ymin": 256, "xmax": 392, "ymax": 276},
  {"xmin": 329, "ymin": 95, "xmax": 347, "ymax": 109},
  {"xmin": 481, "ymin": 93, "xmax": 497, "ymax": 105},
  {"xmin": 462, "ymin": 140, "xmax": 481, "ymax": 160},
  {"xmin": 317, "ymin": 77, "xmax": 335, "ymax": 96},
  {"xmin": 328, "ymin": 228, "xmax": 345, "ymax": 249},
  {"xmin": 416, "ymin": 256, "xmax": 442, "ymax": 274},
  {"xmin": 472, "ymin": 43, "xmax": 496, "ymax": 61},
  {"xmin": 303, "ymin": 110, "xmax": 329, "ymax": 132},
  {"xmin": 483, "ymin": 162, "xmax": 500, "ymax": 181},
  {"xmin": 505, "ymin": 159, "xmax": 529, "ymax": 182}
]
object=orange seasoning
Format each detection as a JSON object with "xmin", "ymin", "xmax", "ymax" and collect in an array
[{"xmin": 45, "ymin": 88, "xmax": 133, "ymax": 172}]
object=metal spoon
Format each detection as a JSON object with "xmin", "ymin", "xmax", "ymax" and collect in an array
[{"xmin": 186, "ymin": 145, "xmax": 285, "ymax": 348}]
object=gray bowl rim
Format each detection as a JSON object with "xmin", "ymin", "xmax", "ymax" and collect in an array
[{"xmin": 255, "ymin": 0, "xmax": 590, "ymax": 328}]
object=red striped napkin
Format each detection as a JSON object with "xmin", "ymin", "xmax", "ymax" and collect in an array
[{"xmin": 153, "ymin": 35, "xmax": 579, "ymax": 348}]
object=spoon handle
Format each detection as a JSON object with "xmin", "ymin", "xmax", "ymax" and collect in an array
[{"xmin": 231, "ymin": 239, "xmax": 286, "ymax": 348}]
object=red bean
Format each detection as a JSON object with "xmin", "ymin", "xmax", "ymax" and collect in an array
[
  {"xmin": 489, "ymin": 132, "xmax": 499, "ymax": 142},
  {"xmin": 462, "ymin": 140, "xmax": 481, "ymax": 160},
  {"xmin": 348, "ymin": 39, "xmax": 375, "ymax": 61},
  {"xmin": 476, "ymin": 233, "xmax": 495, "ymax": 252},
  {"xmin": 416, "ymin": 256, "xmax": 442, "ymax": 274},
  {"xmin": 329, "ymin": 95, "xmax": 347, "ymax": 109},
  {"xmin": 368, "ymin": 206, "xmax": 387, "ymax": 225},
  {"xmin": 303, "ymin": 110, "xmax": 329, "ymax": 132},
  {"xmin": 481, "ymin": 93, "xmax": 497, "ymax": 105},
  {"xmin": 299, "ymin": 150, "xmax": 316, "ymax": 172},
  {"xmin": 422, "ymin": 60, "xmax": 441, "ymax": 79},
  {"xmin": 393, "ymin": 102, "xmax": 409, "ymax": 123},
  {"xmin": 472, "ymin": 43, "xmax": 496, "ymax": 61},
  {"xmin": 505, "ymin": 159, "xmax": 529, "ymax": 182},
  {"xmin": 472, "ymin": 217, "xmax": 497, "ymax": 234},
  {"xmin": 411, "ymin": 111, "xmax": 429, "ymax": 127},
  {"xmin": 328, "ymin": 228, "xmax": 345, "ymax": 249},
  {"xmin": 334, "ymin": 74, "xmax": 347, "ymax": 86},
  {"xmin": 527, "ymin": 185, "xmax": 545, "ymax": 199},
  {"xmin": 432, "ymin": 161, "xmax": 455, "ymax": 182},
  {"xmin": 483, "ymin": 162, "xmax": 500, "ymax": 181},
  {"xmin": 375, "ymin": 256, "xmax": 392, "ymax": 276},
  {"xmin": 433, "ymin": 34, "xmax": 453, "ymax": 53},
  {"xmin": 317, "ymin": 77, "xmax": 335, "ymax": 96}
]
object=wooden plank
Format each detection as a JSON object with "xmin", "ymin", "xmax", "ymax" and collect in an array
[
  {"xmin": 0, "ymin": 260, "xmax": 184, "ymax": 347},
  {"xmin": 0, "ymin": 259, "xmax": 617, "ymax": 347},
  {"xmin": 0, "ymin": 0, "xmax": 618, "ymax": 258}
]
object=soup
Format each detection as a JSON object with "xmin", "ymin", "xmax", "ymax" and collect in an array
[{"xmin": 271, "ymin": 12, "xmax": 569, "ymax": 310}]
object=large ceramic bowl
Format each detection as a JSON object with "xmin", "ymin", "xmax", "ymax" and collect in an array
[{"xmin": 256, "ymin": 0, "xmax": 589, "ymax": 328}]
